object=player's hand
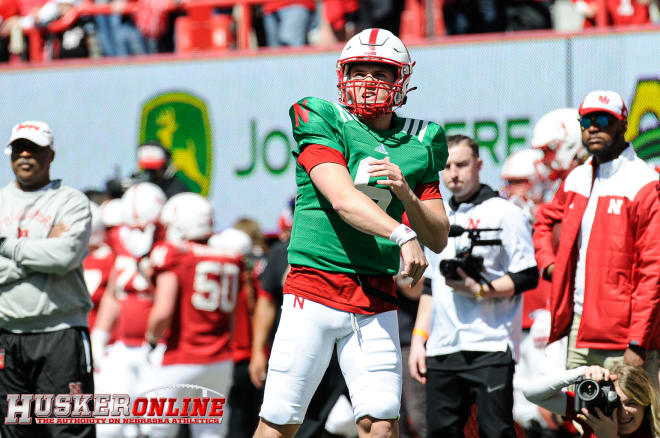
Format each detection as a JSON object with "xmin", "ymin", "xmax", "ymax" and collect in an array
[
  {"xmin": 48, "ymin": 222, "xmax": 69, "ymax": 238},
  {"xmin": 583, "ymin": 365, "xmax": 616, "ymax": 382},
  {"xmin": 399, "ymin": 238, "xmax": 427, "ymax": 287},
  {"xmin": 249, "ymin": 350, "xmax": 268, "ymax": 389},
  {"xmin": 368, "ymin": 157, "xmax": 413, "ymax": 202},
  {"xmin": 409, "ymin": 335, "xmax": 428, "ymax": 384},
  {"xmin": 445, "ymin": 267, "xmax": 481, "ymax": 298},
  {"xmin": 577, "ymin": 407, "xmax": 618, "ymax": 438}
]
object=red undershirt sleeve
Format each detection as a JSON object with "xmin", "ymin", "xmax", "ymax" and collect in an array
[
  {"xmin": 297, "ymin": 144, "xmax": 347, "ymax": 174},
  {"xmin": 414, "ymin": 180, "xmax": 442, "ymax": 201}
]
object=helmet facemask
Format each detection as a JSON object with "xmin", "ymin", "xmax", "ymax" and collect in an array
[{"xmin": 337, "ymin": 60, "xmax": 411, "ymax": 119}]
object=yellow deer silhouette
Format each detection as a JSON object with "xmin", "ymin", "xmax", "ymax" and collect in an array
[
  {"xmin": 171, "ymin": 140, "xmax": 206, "ymax": 189},
  {"xmin": 156, "ymin": 107, "xmax": 178, "ymax": 149},
  {"xmin": 155, "ymin": 107, "xmax": 207, "ymax": 192}
]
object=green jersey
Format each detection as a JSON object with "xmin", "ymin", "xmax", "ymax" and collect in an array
[{"xmin": 288, "ymin": 97, "xmax": 448, "ymax": 275}]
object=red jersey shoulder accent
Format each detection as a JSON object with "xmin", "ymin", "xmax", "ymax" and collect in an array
[{"xmin": 297, "ymin": 144, "xmax": 347, "ymax": 174}]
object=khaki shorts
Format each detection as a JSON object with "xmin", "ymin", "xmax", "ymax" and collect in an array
[{"xmin": 566, "ymin": 313, "xmax": 659, "ymax": 388}]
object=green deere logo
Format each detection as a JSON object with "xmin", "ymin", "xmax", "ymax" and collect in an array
[
  {"xmin": 139, "ymin": 92, "xmax": 213, "ymax": 196},
  {"xmin": 627, "ymin": 78, "xmax": 660, "ymax": 162}
]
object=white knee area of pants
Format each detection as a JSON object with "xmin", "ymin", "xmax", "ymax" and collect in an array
[
  {"xmin": 339, "ymin": 311, "xmax": 402, "ymax": 422},
  {"xmin": 354, "ymin": 392, "xmax": 401, "ymax": 422}
]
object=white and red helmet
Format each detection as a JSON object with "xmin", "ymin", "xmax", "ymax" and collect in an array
[
  {"xmin": 89, "ymin": 202, "xmax": 105, "ymax": 247},
  {"xmin": 99, "ymin": 198, "xmax": 123, "ymax": 228},
  {"xmin": 531, "ymin": 108, "xmax": 587, "ymax": 180},
  {"xmin": 120, "ymin": 182, "xmax": 166, "ymax": 228},
  {"xmin": 208, "ymin": 228, "xmax": 252, "ymax": 255},
  {"xmin": 161, "ymin": 192, "xmax": 214, "ymax": 242},
  {"xmin": 501, "ymin": 148, "xmax": 548, "ymax": 203},
  {"xmin": 337, "ymin": 28, "xmax": 414, "ymax": 119}
]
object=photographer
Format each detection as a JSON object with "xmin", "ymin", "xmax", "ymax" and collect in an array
[
  {"xmin": 409, "ymin": 135, "xmax": 539, "ymax": 438},
  {"xmin": 523, "ymin": 364, "xmax": 660, "ymax": 438}
]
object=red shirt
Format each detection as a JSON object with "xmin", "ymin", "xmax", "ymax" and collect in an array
[
  {"xmin": 83, "ymin": 244, "xmax": 116, "ymax": 330},
  {"xmin": 231, "ymin": 259, "xmax": 266, "ymax": 363},
  {"xmin": 0, "ymin": 0, "xmax": 19, "ymax": 19},
  {"xmin": 108, "ymin": 227, "xmax": 155, "ymax": 347},
  {"xmin": 151, "ymin": 241, "xmax": 244, "ymax": 365}
]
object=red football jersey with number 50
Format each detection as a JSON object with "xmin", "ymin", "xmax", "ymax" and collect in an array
[{"xmin": 151, "ymin": 241, "xmax": 244, "ymax": 365}]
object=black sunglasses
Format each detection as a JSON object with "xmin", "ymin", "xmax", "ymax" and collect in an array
[{"xmin": 579, "ymin": 114, "xmax": 613, "ymax": 130}]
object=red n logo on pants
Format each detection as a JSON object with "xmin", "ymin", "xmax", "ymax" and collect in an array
[{"xmin": 293, "ymin": 296, "xmax": 305, "ymax": 309}]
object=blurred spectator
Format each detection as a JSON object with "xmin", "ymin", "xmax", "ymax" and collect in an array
[
  {"xmin": 262, "ymin": 0, "xmax": 315, "ymax": 47},
  {"xmin": 314, "ymin": 0, "xmax": 358, "ymax": 46},
  {"xmin": 443, "ymin": 0, "xmax": 506, "ymax": 34},
  {"xmin": 0, "ymin": 0, "xmax": 19, "ymax": 61},
  {"xmin": 134, "ymin": 0, "xmax": 170, "ymax": 52},
  {"xmin": 356, "ymin": 0, "xmax": 405, "ymax": 35},
  {"xmin": 505, "ymin": 0, "xmax": 552, "ymax": 30},
  {"xmin": 574, "ymin": 0, "xmax": 654, "ymax": 25},
  {"xmin": 126, "ymin": 140, "xmax": 190, "ymax": 198},
  {"xmin": 95, "ymin": 0, "xmax": 147, "ymax": 57}
]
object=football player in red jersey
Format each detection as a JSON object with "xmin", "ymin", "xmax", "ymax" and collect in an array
[
  {"xmin": 83, "ymin": 202, "xmax": 116, "ymax": 331},
  {"xmin": 91, "ymin": 182, "xmax": 166, "ymax": 438},
  {"xmin": 146, "ymin": 193, "xmax": 245, "ymax": 438}
]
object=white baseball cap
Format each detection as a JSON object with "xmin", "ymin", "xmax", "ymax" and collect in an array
[
  {"xmin": 5, "ymin": 121, "xmax": 54, "ymax": 154},
  {"xmin": 137, "ymin": 144, "xmax": 167, "ymax": 170},
  {"xmin": 578, "ymin": 90, "xmax": 628, "ymax": 120}
]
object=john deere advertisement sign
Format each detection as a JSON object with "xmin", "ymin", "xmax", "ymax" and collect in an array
[
  {"xmin": 139, "ymin": 92, "xmax": 213, "ymax": 196},
  {"xmin": 628, "ymin": 78, "xmax": 660, "ymax": 163}
]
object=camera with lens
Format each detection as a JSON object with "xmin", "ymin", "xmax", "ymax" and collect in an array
[
  {"xmin": 574, "ymin": 377, "xmax": 621, "ymax": 417},
  {"xmin": 439, "ymin": 225, "xmax": 502, "ymax": 283}
]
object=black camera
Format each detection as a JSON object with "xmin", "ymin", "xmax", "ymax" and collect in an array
[
  {"xmin": 439, "ymin": 225, "xmax": 502, "ymax": 283},
  {"xmin": 574, "ymin": 377, "xmax": 621, "ymax": 417}
]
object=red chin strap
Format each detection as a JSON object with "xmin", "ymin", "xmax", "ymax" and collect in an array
[{"xmin": 338, "ymin": 78, "xmax": 400, "ymax": 119}]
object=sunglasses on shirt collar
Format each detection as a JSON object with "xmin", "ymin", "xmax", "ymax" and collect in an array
[{"xmin": 579, "ymin": 114, "xmax": 614, "ymax": 130}]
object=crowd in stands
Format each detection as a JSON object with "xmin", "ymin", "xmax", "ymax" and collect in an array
[{"xmin": 1, "ymin": 0, "xmax": 659, "ymax": 62}]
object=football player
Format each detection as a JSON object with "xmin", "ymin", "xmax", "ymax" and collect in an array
[
  {"xmin": 531, "ymin": 108, "xmax": 589, "ymax": 194},
  {"xmin": 146, "ymin": 193, "xmax": 245, "ymax": 438},
  {"xmin": 91, "ymin": 182, "xmax": 166, "ymax": 438},
  {"xmin": 254, "ymin": 28, "xmax": 450, "ymax": 438},
  {"xmin": 83, "ymin": 202, "xmax": 116, "ymax": 331},
  {"xmin": 500, "ymin": 148, "xmax": 547, "ymax": 224}
]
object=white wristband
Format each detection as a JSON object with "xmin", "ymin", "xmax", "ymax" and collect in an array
[{"xmin": 389, "ymin": 224, "xmax": 417, "ymax": 247}]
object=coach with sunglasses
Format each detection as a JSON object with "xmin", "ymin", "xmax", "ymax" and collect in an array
[{"xmin": 532, "ymin": 90, "xmax": 660, "ymax": 384}]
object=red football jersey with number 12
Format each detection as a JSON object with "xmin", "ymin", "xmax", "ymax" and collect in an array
[{"xmin": 151, "ymin": 241, "xmax": 244, "ymax": 365}]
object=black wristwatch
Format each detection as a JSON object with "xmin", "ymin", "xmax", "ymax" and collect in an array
[{"xmin": 0, "ymin": 237, "xmax": 5, "ymax": 249}]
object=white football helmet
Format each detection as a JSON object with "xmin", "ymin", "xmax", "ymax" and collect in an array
[
  {"xmin": 208, "ymin": 228, "xmax": 253, "ymax": 255},
  {"xmin": 337, "ymin": 28, "xmax": 414, "ymax": 119},
  {"xmin": 531, "ymin": 108, "xmax": 587, "ymax": 180},
  {"xmin": 89, "ymin": 202, "xmax": 105, "ymax": 247},
  {"xmin": 501, "ymin": 148, "xmax": 545, "ymax": 181},
  {"xmin": 120, "ymin": 182, "xmax": 166, "ymax": 228},
  {"xmin": 99, "ymin": 198, "xmax": 123, "ymax": 228},
  {"xmin": 161, "ymin": 192, "xmax": 214, "ymax": 242},
  {"xmin": 501, "ymin": 149, "xmax": 547, "ymax": 212}
]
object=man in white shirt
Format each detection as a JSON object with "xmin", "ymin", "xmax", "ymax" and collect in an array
[{"xmin": 409, "ymin": 135, "xmax": 538, "ymax": 438}]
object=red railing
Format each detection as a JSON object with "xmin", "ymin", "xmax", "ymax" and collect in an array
[{"xmin": 19, "ymin": 0, "xmax": 618, "ymax": 64}]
